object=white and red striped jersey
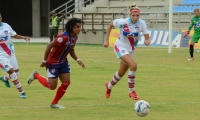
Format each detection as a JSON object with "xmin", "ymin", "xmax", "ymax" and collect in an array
[
  {"xmin": 113, "ymin": 18, "xmax": 149, "ymax": 51},
  {"xmin": 0, "ymin": 22, "xmax": 17, "ymax": 56}
]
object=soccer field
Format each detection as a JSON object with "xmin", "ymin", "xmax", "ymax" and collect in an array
[{"xmin": 0, "ymin": 43, "xmax": 200, "ymax": 120}]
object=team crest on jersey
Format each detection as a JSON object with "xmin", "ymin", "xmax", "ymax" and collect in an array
[
  {"xmin": 121, "ymin": 50, "xmax": 125, "ymax": 53},
  {"xmin": 4, "ymin": 65, "xmax": 8, "ymax": 68},
  {"xmin": 4, "ymin": 30, "xmax": 8, "ymax": 35},
  {"xmin": 57, "ymin": 37, "xmax": 63, "ymax": 43},
  {"xmin": 135, "ymin": 26, "xmax": 139, "ymax": 31}
]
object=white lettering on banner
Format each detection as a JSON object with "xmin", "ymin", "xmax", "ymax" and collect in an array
[
  {"xmin": 152, "ymin": 31, "xmax": 158, "ymax": 44},
  {"xmin": 161, "ymin": 31, "xmax": 169, "ymax": 46},
  {"xmin": 157, "ymin": 31, "xmax": 164, "ymax": 44},
  {"xmin": 172, "ymin": 34, "xmax": 181, "ymax": 48},
  {"xmin": 137, "ymin": 30, "xmax": 182, "ymax": 47}
]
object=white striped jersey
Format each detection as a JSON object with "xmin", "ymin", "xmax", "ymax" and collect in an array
[
  {"xmin": 0, "ymin": 22, "xmax": 17, "ymax": 56},
  {"xmin": 113, "ymin": 18, "xmax": 148, "ymax": 51}
]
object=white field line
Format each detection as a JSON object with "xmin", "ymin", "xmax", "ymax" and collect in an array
[
  {"xmin": 85, "ymin": 59, "xmax": 200, "ymax": 70},
  {"xmin": 0, "ymin": 102, "xmax": 200, "ymax": 109}
]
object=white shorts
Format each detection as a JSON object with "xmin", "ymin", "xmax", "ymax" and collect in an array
[
  {"xmin": 113, "ymin": 43, "xmax": 135, "ymax": 59},
  {"xmin": 0, "ymin": 54, "xmax": 19, "ymax": 72}
]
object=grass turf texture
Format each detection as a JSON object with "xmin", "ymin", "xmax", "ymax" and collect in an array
[{"xmin": 0, "ymin": 43, "xmax": 200, "ymax": 120}]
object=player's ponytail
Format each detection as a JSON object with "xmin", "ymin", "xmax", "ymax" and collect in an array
[{"xmin": 130, "ymin": 3, "xmax": 140, "ymax": 11}]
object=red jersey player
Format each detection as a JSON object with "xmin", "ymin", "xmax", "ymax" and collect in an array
[{"xmin": 27, "ymin": 18, "xmax": 85, "ymax": 109}]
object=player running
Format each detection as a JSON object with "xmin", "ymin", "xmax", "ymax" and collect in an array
[
  {"xmin": 184, "ymin": 8, "xmax": 200, "ymax": 60},
  {"xmin": 0, "ymin": 13, "xmax": 30, "ymax": 98},
  {"xmin": 27, "ymin": 18, "xmax": 85, "ymax": 109},
  {"xmin": 103, "ymin": 4, "xmax": 151, "ymax": 100}
]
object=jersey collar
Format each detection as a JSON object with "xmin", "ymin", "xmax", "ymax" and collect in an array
[{"xmin": 128, "ymin": 18, "xmax": 139, "ymax": 24}]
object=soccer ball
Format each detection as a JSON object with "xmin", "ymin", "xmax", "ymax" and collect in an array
[{"xmin": 134, "ymin": 100, "xmax": 150, "ymax": 117}]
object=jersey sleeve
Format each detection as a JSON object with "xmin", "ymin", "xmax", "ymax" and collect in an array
[
  {"xmin": 141, "ymin": 20, "xmax": 149, "ymax": 34},
  {"xmin": 54, "ymin": 36, "xmax": 68, "ymax": 47},
  {"xmin": 113, "ymin": 19, "xmax": 126, "ymax": 28},
  {"xmin": 188, "ymin": 19, "xmax": 194, "ymax": 31},
  {"xmin": 8, "ymin": 25, "xmax": 17, "ymax": 36}
]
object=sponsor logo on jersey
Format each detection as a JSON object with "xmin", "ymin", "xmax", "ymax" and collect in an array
[
  {"xmin": 0, "ymin": 36, "xmax": 8, "ymax": 43},
  {"xmin": 66, "ymin": 41, "xmax": 71, "ymax": 45}
]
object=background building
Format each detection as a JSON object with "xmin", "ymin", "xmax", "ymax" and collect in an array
[{"xmin": 0, "ymin": 0, "xmax": 74, "ymax": 37}]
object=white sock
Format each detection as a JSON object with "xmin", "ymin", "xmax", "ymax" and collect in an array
[
  {"xmin": 128, "ymin": 71, "xmax": 136, "ymax": 93},
  {"xmin": 108, "ymin": 71, "xmax": 121, "ymax": 89},
  {"xmin": 10, "ymin": 72, "xmax": 24, "ymax": 93}
]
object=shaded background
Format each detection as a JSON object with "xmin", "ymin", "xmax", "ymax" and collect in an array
[{"xmin": 0, "ymin": 0, "xmax": 74, "ymax": 36}]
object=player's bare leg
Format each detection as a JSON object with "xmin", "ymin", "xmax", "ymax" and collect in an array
[
  {"xmin": 105, "ymin": 60, "xmax": 128, "ymax": 98},
  {"xmin": 120, "ymin": 54, "xmax": 140, "ymax": 100}
]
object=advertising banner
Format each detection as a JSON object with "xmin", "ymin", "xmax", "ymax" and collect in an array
[{"xmin": 109, "ymin": 29, "xmax": 200, "ymax": 48}]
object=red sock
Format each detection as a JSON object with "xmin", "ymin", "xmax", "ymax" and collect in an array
[
  {"xmin": 34, "ymin": 73, "xmax": 51, "ymax": 89},
  {"xmin": 51, "ymin": 81, "xmax": 70, "ymax": 104}
]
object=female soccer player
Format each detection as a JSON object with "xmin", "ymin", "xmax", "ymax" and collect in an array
[
  {"xmin": 0, "ymin": 13, "xmax": 30, "ymax": 98},
  {"xmin": 103, "ymin": 4, "xmax": 151, "ymax": 100},
  {"xmin": 27, "ymin": 18, "xmax": 85, "ymax": 109},
  {"xmin": 184, "ymin": 8, "xmax": 200, "ymax": 60}
]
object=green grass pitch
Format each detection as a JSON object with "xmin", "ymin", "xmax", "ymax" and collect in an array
[{"xmin": 0, "ymin": 43, "xmax": 200, "ymax": 120}]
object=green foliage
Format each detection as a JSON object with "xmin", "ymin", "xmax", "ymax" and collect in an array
[{"xmin": 0, "ymin": 43, "xmax": 200, "ymax": 120}]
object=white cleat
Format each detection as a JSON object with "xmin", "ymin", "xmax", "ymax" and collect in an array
[
  {"xmin": 50, "ymin": 104, "xmax": 65, "ymax": 109},
  {"xmin": 27, "ymin": 70, "xmax": 38, "ymax": 84},
  {"xmin": 188, "ymin": 57, "xmax": 194, "ymax": 60}
]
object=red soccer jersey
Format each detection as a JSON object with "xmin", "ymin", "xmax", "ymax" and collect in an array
[{"xmin": 47, "ymin": 32, "xmax": 77, "ymax": 64}]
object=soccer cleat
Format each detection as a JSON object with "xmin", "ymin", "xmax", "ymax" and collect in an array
[
  {"xmin": 50, "ymin": 104, "xmax": 65, "ymax": 109},
  {"xmin": 129, "ymin": 91, "xmax": 140, "ymax": 100},
  {"xmin": 0, "ymin": 76, "xmax": 11, "ymax": 88},
  {"xmin": 27, "ymin": 70, "xmax": 38, "ymax": 84},
  {"xmin": 105, "ymin": 82, "xmax": 111, "ymax": 98},
  {"xmin": 20, "ymin": 92, "xmax": 27, "ymax": 99},
  {"xmin": 188, "ymin": 57, "xmax": 194, "ymax": 60}
]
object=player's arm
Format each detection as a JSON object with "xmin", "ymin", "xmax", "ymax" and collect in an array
[
  {"xmin": 12, "ymin": 35, "xmax": 30, "ymax": 41},
  {"xmin": 69, "ymin": 48, "xmax": 78, "ymax": 61},
  {"xmin": 104, "ymin": 21, "xmax": 114, "ymax": 48},
  {"xmin": 44, "ymin": 42, "xmax": 57, "ymax": 60},
  {"xmin": 8, "ymin": 25, "xmax": 30, "ymax": 42},
  {"xmin": 40, "ymin": 42, "xmax": 57, "ymax": 67},
  {"xmin": 184, "ymin": 20, "xmax": 194, "ymax": 38},
  {"xmin": 141, "ymin": 21, "xmax": 151, "ymax": 46},
  {"xmin": 188, "ymin": 20, "xmax": 194, "ymax": 31},
  {"xmin": 69, "ymin": 48, "xmax": 85, "ymax": 69},
  {"xmin": 144, "ymin": 34, "xmax": 150, "ymax": 46}
]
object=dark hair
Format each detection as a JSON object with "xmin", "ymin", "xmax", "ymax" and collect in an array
[{"xmin": 65, "ymin": 18, "xmax": 82, "ymax": 32}]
